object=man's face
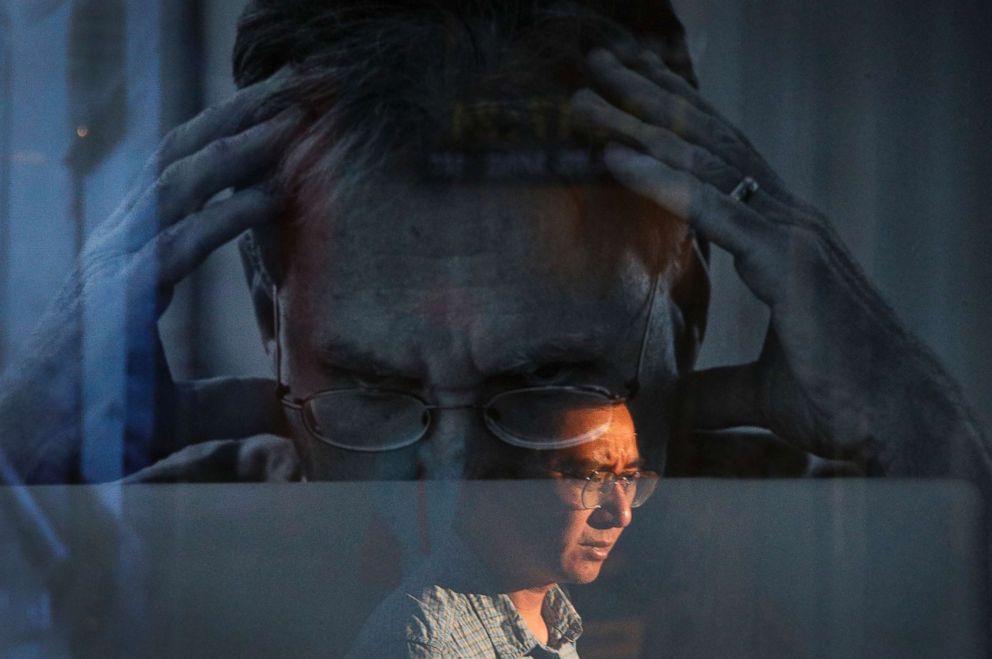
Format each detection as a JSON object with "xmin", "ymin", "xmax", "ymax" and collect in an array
[
  {"xmin": 458, "ymin": 403, "xmax": 644, "ymax": 586},
  {"xmin": 533, "ymin": 403, "xmax": 643, "ymax": 584},
  {"xmin": 278, "ymin": 179, "xmax": 683, "ymax": 479}
]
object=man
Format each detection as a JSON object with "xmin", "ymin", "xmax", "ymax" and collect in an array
[
  {"xmin": 0, "ymin": 2, "xmax": 988, "ymax": 655},
  {"xmin": 346, "ymin": 404, "xmax": 657, "ymax": 657},
  {"xmin": 0, "ymin": 0, "xmax": 987, "ymax": 508}
]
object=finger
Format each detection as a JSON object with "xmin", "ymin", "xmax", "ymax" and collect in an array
[
  {"xmin": 630, "ymin": 50, "xmax": 791, "ymax": 193},
  {"xmin": 121, "ymin": 67, "xmax": 297, "ymax": 210},
  {"xmin": 122, "ymin": 439, "xmax": 244, "ymax": 483},
  {"xmin": 602, "ymin": 142, "xmax": 786, "ymax": 305},
  {"xmin": 689, "ymin": 364, "xmax": 764, "ymax": 430},
  {"xmin": 158, "ymin": 67, "xmax": 296, "ymax": 167},
  {"xmin": 571, "ymin": 88, "xmax": 742, "ymax": 192},
  {"xmin": 122, "ymin": 435, "xmax": 301, "ymax": 483},
  {"xmin": 235, "ymin": 435, "xmax": 302, "ymax": 483},
  {"xmin": 114, "ymin": 108, "xmax": 300, "ymax": 253},
  {"xmin": 586, "ymin": 48, "xmax": 743, "ymax": 175},
  {"xmin": 628, "ymin": 51, "xmax": 725, "ymax": 129},
  {"xmin": 133, "ymin": 187, "xmax": 280, "ymax": 289}
]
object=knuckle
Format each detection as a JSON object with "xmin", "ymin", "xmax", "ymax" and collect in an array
[
  {"xmin": 687, "ymin": 144, "xmax": 709, "ymax": 171},
  {"xmin": 156, "ymin": 163, "xmax": 184, "ymax": 198},
  {"xmin": 160, "ymin": 124, "xmax": 184, "ymax": 157},
  {"xmin": 155, "ymin": 222, "xmax": 185, "ymax": 255},
  {"xmin": 196, "ymin": 105, "xmax": 223, "ymax": 131},
  {"xmin": 78, "ymin": 252, "xmax": 118, "ymax": 284},
  {"xmin": 204, "ymin": 135, "xmax": 235, "ymax": 161}
]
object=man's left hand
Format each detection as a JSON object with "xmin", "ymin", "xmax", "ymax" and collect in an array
[{"xmin": 572, "ymin": 48, "xmax": 988, "ymax": 476}]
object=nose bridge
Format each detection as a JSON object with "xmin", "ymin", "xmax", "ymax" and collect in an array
[
  {"xmin": 416, "ymin": 403, "xmax": 481, "ymax": 479},
  {"xmin": 600, "ymin": 481, "xmax": 633, "ymax": 528}
]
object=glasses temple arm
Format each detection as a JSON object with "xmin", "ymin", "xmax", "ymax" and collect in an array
[{"xmin": 628, "ymin": 275, "xmax": 661, "ymax": 399}]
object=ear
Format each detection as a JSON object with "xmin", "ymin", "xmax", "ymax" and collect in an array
[
  {"xmin": 669, "ymin": 237, "xmax": 711, "ymax": 375},
  {"xmin": 238, "ymin": 231, "xmax": 280, "ymax": 361}
]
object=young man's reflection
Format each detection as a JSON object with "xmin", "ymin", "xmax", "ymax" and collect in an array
[{"xmin": 347, "ymin": 403, "xmax": 658, "ymax": 657}]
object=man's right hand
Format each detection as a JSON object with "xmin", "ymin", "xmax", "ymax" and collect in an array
[{"xmin": 0, "ymin": 70, "xmax": 302, "ymax": 484}]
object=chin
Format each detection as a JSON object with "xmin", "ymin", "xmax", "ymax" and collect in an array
[{"xmin": 561, "ymin": 559, "xmax": 606, "ymax": 585}]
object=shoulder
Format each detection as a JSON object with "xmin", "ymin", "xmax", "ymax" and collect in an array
[{"xmin": 346, "ymin": 580, "xmax": 471, "ymax": 658}]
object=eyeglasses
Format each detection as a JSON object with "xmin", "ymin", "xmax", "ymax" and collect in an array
[
  {"xmin": 564, "ymin": 470, "xmax": 660, "ymax": 509},
  {"xmin": 276, "ymin": 277, "xmax": 660, "ymax": 452}
]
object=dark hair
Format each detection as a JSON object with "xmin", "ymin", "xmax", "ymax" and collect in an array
[
  {"xmin": 233, "ymin": 0, "xmax": 699, "ymax": 280},
  {"xmin": 234, "ymin": 1, "xmax": 697, "ymax": 89}
]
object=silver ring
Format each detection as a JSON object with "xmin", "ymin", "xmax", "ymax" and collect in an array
[{"xmin": 730, "ymin": 176, "xmax": 759, "ymax": 203}]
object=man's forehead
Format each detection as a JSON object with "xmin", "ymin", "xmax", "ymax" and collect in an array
[
  {"xmin": 279, "ymin": 178, "xmax": 673, "ymax": 385},
  {"xmin": 287, "ymin": 179, "xmax": 655, "ymax": 282},
  {"xmin": 550, "ymin": 407, "xmax": 642, "ymax": 473}
]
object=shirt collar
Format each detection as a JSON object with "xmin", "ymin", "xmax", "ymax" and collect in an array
[
  {"xmin": 464, "ymin": 585, "xmax": 582, "ymax": 658},
  {"xmin": 432, "ymin": 535, "xmax": 583, "ymax": 656}
]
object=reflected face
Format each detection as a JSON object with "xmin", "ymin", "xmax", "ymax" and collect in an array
[
  {"xmin": 462, "ymin": 403, "xmax": 643, "ymax": 587},
  {"xmin": 279, "ymin": 180, "xmax": 682, "ymax": 479},
  {"xmin": 539, "ymin": 404, "xmax": 642, "ymax": 584}
]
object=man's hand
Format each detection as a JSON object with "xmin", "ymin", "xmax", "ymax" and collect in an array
[
  {"xmin": 122, "ymin": 435, "xmax": 301, "ymax": 483},
  {"xmin": 572, "ymin": 48, "xmax": 989, "ymax": 479},
  {"xmin": 0, "ymin": 70, "xmax": 302, "ymax": 483}
]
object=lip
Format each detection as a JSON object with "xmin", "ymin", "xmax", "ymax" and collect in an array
[{"xmin": 579, "ymin": 541, "xmax": 613, "ymax": 560}]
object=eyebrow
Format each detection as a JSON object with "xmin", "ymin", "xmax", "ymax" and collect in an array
[
  {"xmin": 566, "ymin": 456, "xmax": 645, "ymax": 473},
  {"xmin": 315, "ymin": 340, "xmax": 411, "ymax": 378},
  {"xmin": 317, "ymin": 331, "xmax": 612, "ymax": 380},
  {"xmin": 485, "ymin": 332, "xmax": 611, "ymax": 375}
]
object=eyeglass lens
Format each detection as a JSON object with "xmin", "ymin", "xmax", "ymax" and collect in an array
[
  {"xmin": 581, "ymin": 474, "xmax": 658, "ymax": 509},
  {"xmin": 304, "ymin": 388, "xmax": 620, "ymax": 451},
  {"xmin": 485, "ymin": 389, "xmax": 617, "ymax": 448},
  {"xmin": 305, "ymin": 390, "xmax": 429, "ymax": 451}
]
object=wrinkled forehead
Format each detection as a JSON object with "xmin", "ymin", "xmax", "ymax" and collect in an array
[
  {"xmin": 287, "ymin": 180, "xmax": 653, "ymax": 301},
  {"xmin": 279, "ymin": 180, "xmax": 664, "ymax": 378},
  {"xmin": 290, "ymin": 180, "xmax": 647, "ymax": 275}
]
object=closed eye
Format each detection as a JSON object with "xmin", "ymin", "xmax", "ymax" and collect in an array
[
  {"xmin": 321, "ymin": 364, "xmax": 420, "ymax": 392},
  {"xmin": 519, "ymin": 361, "xmax": 596, "ymax": 386},
  {"xmin": 353, "ymin": 373, "xmax": 420, "ymax": 391},
  {"xmin": 586, "ymin": 471, "xmax": 641, "ymax": 482}
]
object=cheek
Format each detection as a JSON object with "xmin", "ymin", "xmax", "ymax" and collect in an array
[{"xmin": 549, "ymin": 511, "xmax": 593, "ymax": 560}]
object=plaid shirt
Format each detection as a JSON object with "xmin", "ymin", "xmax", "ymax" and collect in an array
[{"xmin": 347, "ymin": 535, "xmax": 583, "ymax": 658}]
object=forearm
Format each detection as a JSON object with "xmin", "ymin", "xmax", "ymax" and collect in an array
[
  {"xmin": 0, "ymin": 293, "xmax": 85, "ymax": 484},
  {"xmin": 868, "ymin": 333, "xmax": 992, "ymax": 490}
]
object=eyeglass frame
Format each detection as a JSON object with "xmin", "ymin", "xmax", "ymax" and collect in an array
[
  {"xmin": 564, "ymin": 470, "xmax": 660, "ymax": 510},
  {"xmin": 275, "ymin": 275, "xmax": 661, "ymax": 453}
]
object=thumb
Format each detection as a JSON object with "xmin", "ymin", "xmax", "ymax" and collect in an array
[
  {"xmin": 123, "ymin": 435, "xmax": 301, "ymax": 484},
  {"xmin": 688, "ymin": 363, "xmax": 764, "ymax": 431}
]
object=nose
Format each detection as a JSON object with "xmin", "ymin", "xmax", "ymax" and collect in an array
[
  {"xmin": 591, "ymin": 481, "xmax": 633, "ymax": 528},
  {"xmin": 415, "ymin": 402, "xmax": 481, "ymax": 479}
]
